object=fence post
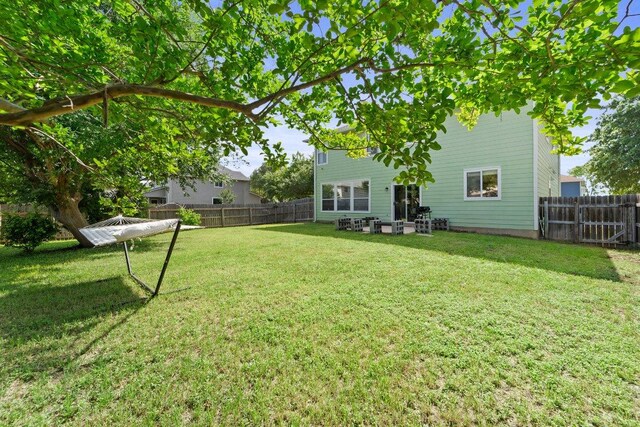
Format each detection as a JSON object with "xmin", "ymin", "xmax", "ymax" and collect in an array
[
  {"xmin": 274, "ymin": 205, "xmax": 277, "ymax": 223},
  {"xmin": 293, "ymin": 204, "xmax": 296, "ymax": 223},
  {"xmin": 573, "ymin": 199, "xmax": 580, "ymax": 243},
  {"xmin": 633, "ymin": 195, "xmax": 638, "ymax": 244},
  {"xmin": 543, "ymin": 200, "xmax": 549, "ymax": 239},
  {"xmin": 249, "ymin": 207, "xmax": 253, "ymax": 225},
  {"xmin": 221, "ymin": 208, "xmax": 226, "ymax": 227}
]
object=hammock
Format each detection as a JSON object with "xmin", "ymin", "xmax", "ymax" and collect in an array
[{"xmin": 79, "ymin": 215, "xmax": 197, "ymax": 296}]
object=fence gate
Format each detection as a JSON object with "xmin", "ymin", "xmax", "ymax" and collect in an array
[
  {"xmin": 578, "ymin": 201, "xmax": 632, "ymax": 244},
  {"xmin": 541, "ymin": 195, "xmax": 640, "ymax": 245}
]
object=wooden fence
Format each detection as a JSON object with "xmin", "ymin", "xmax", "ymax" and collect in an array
[
  {"xmin": 148, "ymin": 198, "xmax": 314, "ymax": 228},
  {"xmin": 539, "ymin": 195, "xmax": 640, "ymax": 246}
]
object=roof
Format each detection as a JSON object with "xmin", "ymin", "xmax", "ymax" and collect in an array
[
  {"xmin": 220, "ymin": 166, "xmax": 249, "ymax": 181},
  {"xmin": 147, "ymin": 184, "xmax": 168, "ymax": 192},
  {"xmin": 560, "ymin": 175, "xmax": 585, "ymax": 183}
]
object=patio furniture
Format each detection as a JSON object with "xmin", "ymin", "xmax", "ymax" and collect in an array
[
  {"xmin": 335, "ymin": 217, "xmax": 351, "ymax": 230},
  {"xmin": 351, "ymin": 218, "xmax": 364, "ymax": 232},
  {"xmin": 414, "ymin": 218, "xmax": 432, "ymax": 234},
  {"xmin": 416, "ymin": 206, "xmax": 432, "ymax": 220},
  {"xmin": 390, "ymin": 220, "xmax": 404, "ymax": 235},
  {"xmin": 369, "ymin": 219, "xmax": 382, "ymax": 234},
  {"xmin": 432, "ymin": 218, "xmax": 450, "ymax": 231}
]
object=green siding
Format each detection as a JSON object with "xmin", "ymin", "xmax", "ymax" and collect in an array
[
  {"xmin": 536, "ymin": 123, "xmax": 561, "ymax": 198},
  {"xmin": 315, "ymin": 110, "xmax": 542, "ymax": 231}
]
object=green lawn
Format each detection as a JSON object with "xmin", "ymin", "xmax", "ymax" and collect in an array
[{"xmin": 1, "ymin": 224, "xmax": 639, "ymax": 425}]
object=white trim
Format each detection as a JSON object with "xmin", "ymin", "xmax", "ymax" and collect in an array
[
  {"xmin": 313, "ymin": 149, "xmax": 317, "ymax": 222},
  {"xmin": 533, "ymin": 120, "xmax": 539, "ymax": 230},
  {"xmin": 320, "ymin": 179, "xmax": 371, "ymax": 213},
  {"xmin": 316, "ymin": 149, "xmax": 328, "ymax": 165},
  {"xmin": 463, "ymin": 167, "xmax": 502, "ymax": 201}
]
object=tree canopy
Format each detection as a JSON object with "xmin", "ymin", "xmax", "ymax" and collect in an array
[
  {"xmin": 251, "ymin": 152, "xmax": 313, "ymax": 201},
  {"xmin": 571, "ymin": 96, "xmax": 640, "ymax": 194},
  {"xmin": 1, "ymin": 0, "xmax": 639, "ymax": 185}
]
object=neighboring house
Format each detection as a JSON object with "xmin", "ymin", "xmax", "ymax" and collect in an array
[
  {"xmin": 144, "ymin": 166, "xmax": 262, "ymax": 205},
  {"xmin": 560, "ymin": 175, "xmax": 587, "ymax": 197},
  {"xmin": 314, "ymin": 109, "xmax": 561, "ymax": 238}
]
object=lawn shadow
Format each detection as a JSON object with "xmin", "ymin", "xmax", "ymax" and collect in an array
[
  {"xmin": 0, "ymin": 276, "xmax": 147, "ymax": 376},
  {"xmin": 260, "ymin": 223, "xmax": 623, "ymax": 282},
  {"xmin": 0, "ymin": 238, "xmax": 171, "ymax": 291}
]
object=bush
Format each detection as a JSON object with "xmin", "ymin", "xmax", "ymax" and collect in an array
[
  {"xmin": 177, "ymin": 207, "xmax": 201, "ymax": 226},
  {"xmin": 1, "ymin": 212, "xmax": 59, "ymax": 253}
]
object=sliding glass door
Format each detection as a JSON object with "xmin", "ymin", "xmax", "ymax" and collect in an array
[{"xmin": 393, "ymin": 184, "xmax": 420, "ymax": 221}]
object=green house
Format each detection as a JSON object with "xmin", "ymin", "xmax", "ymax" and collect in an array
[{"xmin": 313, "ymin": 110, "xmax": 560, "ymax": 238}]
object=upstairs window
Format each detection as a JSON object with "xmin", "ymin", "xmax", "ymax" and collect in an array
[
  {"xmin": 213, "ymin": 181, "xmax": 224, "ymax": 188},
  {"xmin": 316, "ymin": 149, "xmax": 328, "ymax": 165},
  {"xmin": 366, "ymin": 147, "xmax": 380, "ymax": 156},
  {"xmin": 464, "ymin": 168, "xmax": 500, "ymax": 200}
]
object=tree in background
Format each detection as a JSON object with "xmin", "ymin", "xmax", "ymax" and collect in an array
[
  {"xmin": 251, "ymin": 153, "xmax": 313, "ymax": 202},
  {"xmin": 219, "ymin": 188, "xmax": 236, "ymax": 205},
  {"xmin": 1, "ymin": 0, "xmax": 639, "ymax": 244},
  {"xmin": 570, "ymin": 97, "xmax": 640, "ymax": 194}
]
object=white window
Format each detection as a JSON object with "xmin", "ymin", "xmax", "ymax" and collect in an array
[
  {"xmin": 464, "ymin": 167, "xmax": 501, "ymax": 200},
  {"xmin": 321, "ymin": 180, "xmax": 370, "ymax": 212},
  {"xmin": 366, "ymin": 147, "xmax": 380, "ymax": 156},
  {"xmin": 212, "ymin": 197, "xmax": 222, "ymax": 204},
  {"xmin": 213, "ymin": 181, "xmax": 224, "ymax": 188},
  {"xmin": 316, "ymin": 149, "xmax": 328, "ymax": 165}
]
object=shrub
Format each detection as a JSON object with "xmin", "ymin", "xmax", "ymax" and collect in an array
[
  {"xmin": 1, "ymin": 212, "xmax": 59, "ymax": 253},
  {"xmin": 177, "ymin": 207, "xmax": 201, "ymax": 226}
]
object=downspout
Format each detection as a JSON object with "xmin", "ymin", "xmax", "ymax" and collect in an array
[
  {"xmin": 313, "ymin": 148, "xmax": 317, "ymax": 222},
  {"xmin": 532, "ymin": 120, "xmax": 539, "ymax": 231}
]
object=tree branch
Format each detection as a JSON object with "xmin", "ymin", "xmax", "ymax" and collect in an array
[
  {"xmin": 0, "ymin": 98, "xmax": 25, "ymax": 113},
  {"xmin": 0, "ymin": 84, "xmax": 254, "ymax": 126},
  {"xmin": 248, "ymin": 58, "xmax": 368, "ymax": 111}
]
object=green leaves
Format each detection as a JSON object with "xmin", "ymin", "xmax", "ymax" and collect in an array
[
  {"xmin": 0, "ymin": 0, "xmax": 638, "ymax": 187},
  {"xmin": 577, "ymin": 96, "xmax": 640, "ymax": 194}
]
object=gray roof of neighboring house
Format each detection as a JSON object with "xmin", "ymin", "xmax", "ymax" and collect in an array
[
  {"xmin": 560, "ymin": 174, "xmax": 585, "ymax": 183},
  {"xmin": 147, "ymin": 184, "xmax": 168, "ymax": 192},
  {"xmin": 220, "ymin": 166, "xmax": 250, "ymax": 181}
]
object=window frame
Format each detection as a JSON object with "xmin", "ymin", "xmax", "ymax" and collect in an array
[
  {"xmin": 212, "ymin": 197, "xmax": 223, "ymax": 204},
  {"xmin": 463, "ymin": 167, "xmax": 502, "ymax": 201},
  {"xmin": 316, "ymin": 149, "xmax": 328, "ymax": 165},
  {"xmin": 320, "ymin": 179, "xmax": 371, "ymax": 213},
  {"xmin": 366, "ymin": 146, "xmax": 380, "ymax": 156},
  {"xmin": 213, "ymin": 181, "xmax": 224, "ymax": 188}
]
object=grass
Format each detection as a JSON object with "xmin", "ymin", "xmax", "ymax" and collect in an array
[{"xmin": 1, "ymin": 223, "xmax": 639, "ymax": 425}]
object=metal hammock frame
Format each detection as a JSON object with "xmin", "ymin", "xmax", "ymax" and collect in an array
[{"xmin": 81, "ymin": 215, "xmax": 183, "ymax": 297}]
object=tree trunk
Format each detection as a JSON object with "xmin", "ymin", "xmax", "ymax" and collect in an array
[{"xmin": 51, "ymin": 196, "xmax": 93, "ymax": 248}]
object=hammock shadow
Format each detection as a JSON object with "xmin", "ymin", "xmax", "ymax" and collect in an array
[
  {"xmin": 0, "ymin": 239, "xmax": 170, "ymax": 290},
  {"xmin": 0, "ymin": 276, "xmax": 146, "ymax": 376}
]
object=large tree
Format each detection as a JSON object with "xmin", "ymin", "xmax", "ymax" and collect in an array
[
  {"xmin": 251, "ymin": 152, "xmax": 313, "ymax": 201},
  {"xmin": 571, "ymin": 96, "xmax": 640, "ymax": 194},
  {"xmin": 1, "ymin": 0, "xmax": 639, "ymax": 244},
  {"xmin": 0, "ymin": 110, "xmax": 223, "ymax": 245}
]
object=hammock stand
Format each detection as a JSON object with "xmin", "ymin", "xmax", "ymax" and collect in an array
[{"xmin": 79, "ymin": 216, "xmax": 186, "ymax": 297}]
